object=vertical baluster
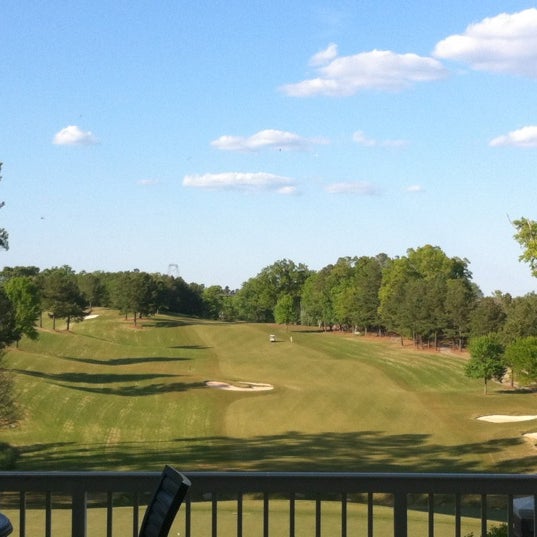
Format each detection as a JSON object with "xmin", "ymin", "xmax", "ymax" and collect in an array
[
  {"xmin": 71, "ymin": 488, "xmax": 87, "ymax": 537},
  {"xmin": 393, "ymin": 492, "xmax": 407, "ymax": 537},
  {"xmin": 533, "ymin": 494, "xmax": 537, "ymax": 537},
  {"xmin": 212, "ymin": 493, "xmax": 218, "ymax": 537},
  {"xmin": 289, "ymin": 492, "xmax": 295, "ymax": 537},
  {"xmin": 19, "ymin": 491, "xmax": 26, "ymax": 537},
  {"xmin": 341, "ymin": 492, "xmax": 347, "ymax": 537},
  {"xmin": 184, "ymin": 496, "xmax": 191, "ymax": 537},
  {"xmin": 455, "ymin": 494, "xmax": 461, "ymax": 537},
  {"xmin": 263, "ymin": 492, "xmax": 269, "ymax": 537},
  {"xmin": 132, "ymin": 492, "xmax": 139, "ymax": 537},
  {"xmin": 428, "ymin": 493, "xmax": 434, "ymax": 537},
  {"xmin": 481, "ymin": 495, "xmax": 487, "ymax": 537},
  {"xmin": 237, "ymin": 493, "xmax": 243, "ymax": 537},
  {"xmin": 106, "ymin": 491, "xmax": 113, "ymax": 537},
  {"xmin": 45, "ymin": 491, "xmax": 51, "ymax": 537},
  {"xmin": 367, "ymin": 492, "xmax": 373, "ymax": 537},
  {"xmin": 315, "ymin": 495, "xmax": 321, "ymax": 537}
]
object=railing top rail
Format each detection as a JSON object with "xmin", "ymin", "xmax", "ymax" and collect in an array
[{"xmin": 1, "ymin": 471, "xmax": 537, "ymax": 495}]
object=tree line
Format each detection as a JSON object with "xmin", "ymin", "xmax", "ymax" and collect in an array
[{"xmin": 1, "ymin": 243, "xmax": 536, "ymax": 350}]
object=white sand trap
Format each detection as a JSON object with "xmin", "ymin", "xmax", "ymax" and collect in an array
[
  {"xmin": 477, "ymin": 415, "xmax": 537, "ymax": 423},
  {"xmin": 524, "ymin": 432, "xmax": 537, "ymax": 440},
  {"xmin": 84, "ymin": 314, "xmax": 99, "ymax": 320},
  {"xmin": 206, "ymin": 380, "xmax": 274, "ymax": 392}
]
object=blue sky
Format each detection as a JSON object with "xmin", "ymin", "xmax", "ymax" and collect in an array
[{"xmin": 1, "ymin": 1, "xmax": 537, "ymax": 295}]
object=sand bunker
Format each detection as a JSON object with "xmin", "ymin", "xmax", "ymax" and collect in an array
[
  {"xmin": 477, "ymin": 415, "xmax": 537, "ymax": 423},
  {"xmin": 524, "ymin": 432, "xmax": 537, "ymax": 440},
  {"xmin": 206, "ymin": 380, "xmax": 274, "ymax": 392},
  {"xmin": 84, "ymin": 314, "xmax": 99, "ymax": 320}
]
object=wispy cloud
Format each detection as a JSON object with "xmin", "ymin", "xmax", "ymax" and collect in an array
[
  {"xmin": 53, "ymin": 125, "xmax": 99, "ymax": 146},
  {"xmin": 325, "ymin": 181, "xmax": 380, "ymax": 195},
  {"xmin": 183, "ymin": 172, "xmax": 296, "ymax": 193},
  {"xmin": 353, "ymin": 130, "xmax": 408, "ymax": 148},
  {"xmin": 489, "ymin": 126, "xmax": 537, "ymax": 147},
  {"xmin": 405, "ymin": 184, "xmax": 425, "ymax": 193},
  {"xmin": 211, "ymin": 129, "xmax": 327, "ymax": 152},
  {"xmin": 280, "ymin": 44, "xmax": 447, "ymax": 97},
  {"xmin": 434, "ymin": 8, "xmax": 537, "ymax": 77}
]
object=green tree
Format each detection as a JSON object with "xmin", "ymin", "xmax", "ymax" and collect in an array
[
  {"xmin": 3, "ymin": 276, "xmax": 41, "ymax": 345},
  {"xmin": 470, "ymin": 295, "xmax": 508, "ymax": 337},
  {"xmin": 110, "ymin": 271, "xmax": 158, "ymax": 326},
  {"xmin": 504, "ymin": 336, "xmax": 537, "ymax": 387},
  {"xmin": 444, "ymin": 278, "xmax": 477, "ymax": 350},
  {"xmin": 300, "ymin": 269, "xmax": 335, "ymax": 328},
  {"xmin": 513, "ymin": 217, "xmax": 537, "ymax": 276},
  {"xmin": 378, "ymin": 256, "xmax": 414, "ymax": 341},
  {"xmin": 0, "ymin": 288, "xmax": 19, "ymax": 426},
  {"xmin": 202, "ymin": 285, "xmax": 236, "ymax": 320},
  {"xmin": 0, "ymin": 266, "xmax": 40, "ymax": 280},
  {"xmin": 0, "ymin": 164, "xmax": 19, "ymax": 425},
  {"xmin": 236, "ymin": 259, "xmax": 310, "ymax": 322},
  {"xmin": 274, "ymin": 293, "xmax": 298, "ymax": 326},
  {"xmin": 502, "ymin": 293, "xmax": 537, "ymax": 343},
  {"xmin": 326, "ymin": 257, "xmax": 356, "ymax": 329},
  {"xmin": 465, "ymin": 335, "xmax": 506, "ymax": 394},
  {"xmin": 42, "ymin": 266, "xmax": 88, "ymax": 330},
  {"xmin": 77, "ymin": 271, "xmax": 108, "ymax": 308},
  {"xmin": 352, "ymin": 255, "xmax": 385, "ymax": 334}
]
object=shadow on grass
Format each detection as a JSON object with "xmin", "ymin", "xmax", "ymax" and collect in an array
[
  {"xmin": 497, "ymin": 388, "xmax": 535, "ymax": 394},
  {"xmin": 13, "ymin": 369, "xmax": 181, "ymax": 385},
  {"xmin": 169, "ymin": 345, "xmax": 211, "ymax": 350},
  {"xmin": 13, "ymin": 430, "xmax": 536, "ymax": 473},
  {"xmin": 60, "ymin": 380, "xmax": 208, "ymax": 396},
  {"xmin": 13, "ymin": 368, "xmax": 208, "ymax": 396},
  {"xmin": 62, "ymin": 355, "xmax": 191, "ymax": 366},
  {"xmin": 141, "ymin": 319, "xmax": 190, "ymax": 328}
]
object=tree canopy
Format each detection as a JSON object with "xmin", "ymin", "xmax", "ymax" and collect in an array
[
  {"xmin": 465, "ymin": 335, "xmax": 506, "ymax": 394},
  {"xmin": 505, "ymin": 336, "xmax": 537, "ymax": 387},
  {"xmin": 513, "ymin": 217, "xmax": 537, "ymax": 277}
]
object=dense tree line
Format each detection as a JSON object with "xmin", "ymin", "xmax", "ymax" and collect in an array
[{"xmin": 2, "ymin": 244, "xmax": 537, "ymax": 351}]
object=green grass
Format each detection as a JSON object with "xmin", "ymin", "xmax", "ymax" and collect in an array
[{"xmin": 3, "ymin": 308, "xmax": 537, "ymax": 472}]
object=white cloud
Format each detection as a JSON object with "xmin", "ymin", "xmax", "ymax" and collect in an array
[
  {"xmin": 434, "ymin": 8, "xmax": 537, "ymax": 77},
  {"xmin": 53, "ymin": 125, "xmax": 99, "ymax": 146},
  {"xmin": 353, "ymin": 130, "xmax": 408, "ymax": 148},
  {"xmin": 280, "ymin": 47, "xmax": 447, "ymax": 97},
  {"xmin": 405, "ymin": 184, "xmax": 425, "ymax": 193},
  {"xmin": 489, "ymin": 126, "xmax": 537, "ymax": 147},
  {"xmin": 276, "ymin": 185, "xmax": 299, "ymax": 195},
  {"xmin": 309, "ymin": 43, "xmax": 339, "ymax": 66},
  {"xmin": 211, "ymin": 129, "xmax": 327, "ymax": 152},
  {"xmin": 182, "ymin": 172, "xmax": 295, "ymax": 193},
  {"xmin": 325, "ymin": 181, "xmax": 380, "ymax": 195}
]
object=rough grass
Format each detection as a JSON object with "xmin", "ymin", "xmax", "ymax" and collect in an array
[{"xmin": 3, "ymin": 308, "xmax": 537, "ymax": 472}]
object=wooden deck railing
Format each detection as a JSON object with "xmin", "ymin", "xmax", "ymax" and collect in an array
[{"xmin": 0, "ymin": 471, "xmax": 536, "ymax": 537}]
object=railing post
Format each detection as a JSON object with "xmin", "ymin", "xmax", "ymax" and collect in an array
[
  {"xmin": 71, "ymin": 488, "xmax": 87, "ymax": 537},
  {"xmin": 393, "ymin": 491, "xmax": 407, "ymax": 537}
]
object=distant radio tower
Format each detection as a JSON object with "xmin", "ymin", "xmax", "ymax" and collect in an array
[{"xmin": 168, "ymin": 263, "xmax": 179, "ymax": 277}]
